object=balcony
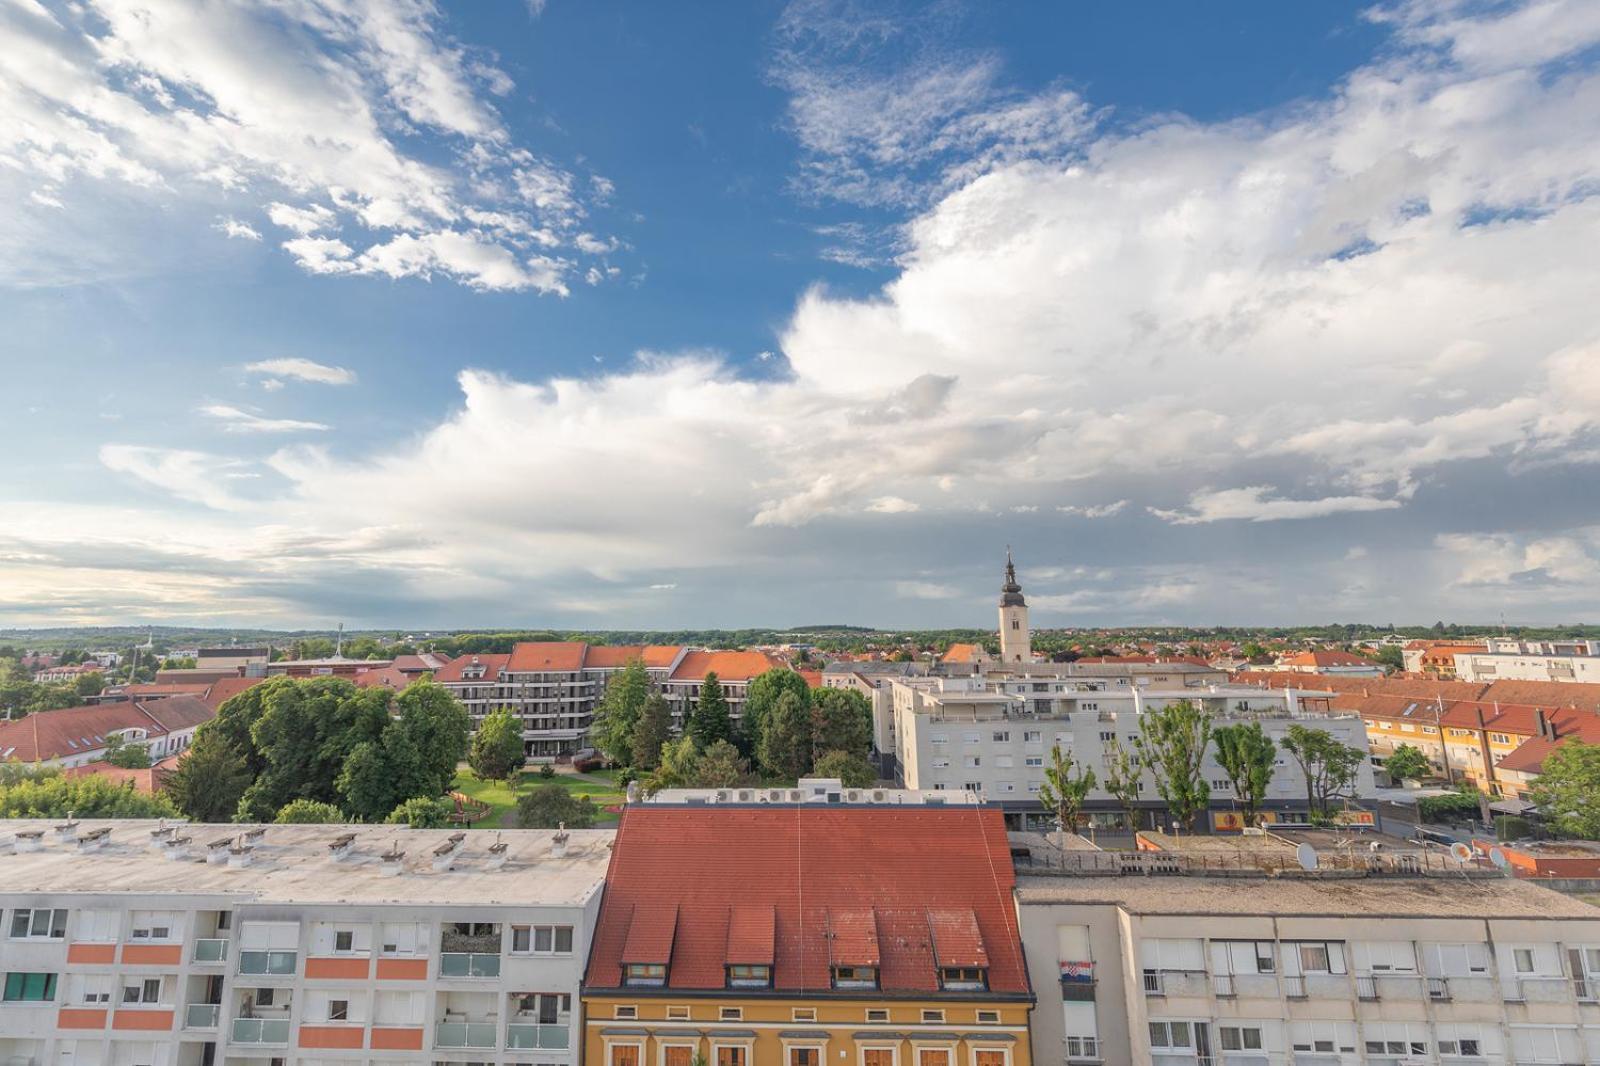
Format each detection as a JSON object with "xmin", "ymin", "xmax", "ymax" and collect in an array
[
  {"xmin": 436, "ymin": 1021, "xmax": 497, "ymax": 1048},
  {"xmin": 506, "ymin": 1023, "xmax": 570, "ymax": 1050},
  {"xmin": 1212, "ymin": 974, "xmax": 1236, "ymax": 998},
  {"xmin": 192, "ymin": 938, "xmax": 228, "ymax": 963},
  {"xmin": 185, "ymin": 1002, "xmax": 221, "ymax": 1029},
  {"xmin": 439, "ymin": 952, "xmax": 501, "ymax": 978},
  {"xmin": 1427, "ymin": 976, "xmax": 1451, "ymax": 1001},
  {"xmin": 237, "ymin": 950, "xmax": 296, "ymax": 976},
  {"xmin": 1283, "ymin": 976, "xmax": 1307, "ymax": 999},
  {"xmin": 230, "ymin": 1017, "xmax": 290, "ymax": 1045}
]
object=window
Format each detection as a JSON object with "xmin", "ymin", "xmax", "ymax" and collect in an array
[
  {"xmin": 975, "ymin": 1010, "xmax": 1000, "ymax": 1024},
  {"xmin": 921, "ymin": 1009, "xmax": 945, "ymax": 1023},
  {"xmin": 939, "ymin": 967, "xmax": 987, "ymax": 990},
  {"xmin": 791, "ymin": 1050, "xmax": 821, "ymax": 1066},
  {"xmin": 613, "ymin": 1005, "xmax": 638, "ymax": 1020},
  {"xmin": 719, "ymin": 1006, "xmax": 743, "ymax": 1021},
  {"xmin": 3, "ymin": 972, "xmax": 58, "ymax": 1002},
  {"xmin": 715, "ymin": 1048, "xmax": 747, "ymax": 1066},
  {"xmin": 333, "ymin": 930, "xmax": 354, "ymax": 953},
  {"xmin": 9, "ymin": 909, "xmax": 67, "ymax": 940},
  {"xmin": 329, "ymin": 999, "xmax": 349, "ymax": 1022},
  {"xmin": 1023, "ymin": 731, "xmax": 1041, "ymax": 742},
  {"xmin": 963, "ymin": 732, "xmax": 980, "ymax": 743},
  {"xmin": 931, "ymin": 734, "xmax": 948, "ymax": 745},
  {"xmin": 121, "ymin": 978, "xmax": 161, "ymax": 1004},
  {"xmin": 861, "ymin": 1050, "xmax": 894, "ymax": 1066},
  {"xmin": 1098, "ymin": 731, "xmax": 1115, "ymax": 743},
  {"xmin": 727, "ymin": 964, "xmax": 770, "ymax": 988},
  {"xmin": 1025, "ymin": 756, "xmax": 1042, "ymax": 767},
  {"xmin": 666, "ymin": 1005, "xmax": 690, "ymax": 1020},
  {"xmin": 611, "ymin": 1046, "xmax": 642, "ymax": 1066},
  {"xmin": 1295, "ymin": 941, "xmax": 1345, "ymax": 974},
  {"xmin": 1490, "ymin": 733, "xmax": 1511, "ymax": 745},
  {"xmin": 963, "ymin": 756, "xmax": 981, "ymax": 768},
  {"xmin": 865, "ymin": 1008, "xmax": 890, "ymax": 1023},
  {"xmin": 1513, "ymin": 948, "xmax": 1535, "ymax": 973},
  {"xmin": 792, "ymin": 1007, "xmax": 817, "ymax": 1022},
  {"xmin": 664, "ymin": 1047, "xmax": 695, "ymax": 1066},
  {"xmin": 1147, "ymin": 1021, "xmax": 1194, "ymax": 1049},
  {"xmin": 1218, "ymin": 1026, "xmax": 1263, "ymax": 1052},
  {"xmin": 623, "ymin": 963, "xmax": 666, "ymax": 986},
  {"xmin": 992, "ymin": 731, "xmax": 1010, "ymax": 742},
  {"xmin": 964, "ymin": 781, "xmax": 982, "ymax": 792}
]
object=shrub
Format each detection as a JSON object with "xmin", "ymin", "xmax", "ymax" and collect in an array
[
  {"xmin": 385, "ymin": 796, "xmax": 455, "ymax": 828},
  {"xmin": 273, "ymin": 799, "xmax": 347, "ymax": 824}
]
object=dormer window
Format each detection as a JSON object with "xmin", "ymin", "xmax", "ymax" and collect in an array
[
  {"xmin": 727, "ymin": 964, "xmax": 770, "ymax": 988},
  {"xmin": 832, "ymin": 965, "xmax": 878, "ymax": 989},
  {"xmin": 939, "ymin": 966, "xmax": 988, "ymax": 991},
  {"xmin": 623, "ymin": 963, "xmax": 666, "ymax": 986}
]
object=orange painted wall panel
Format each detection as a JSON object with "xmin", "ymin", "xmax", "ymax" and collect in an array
[
  {"xmin": 300, "ymin": 1024, "xmax": 366, "ymax": 1049},
  {"xmin": 121, "ymin": 943, "xmax": 182, "ymax": 965},
  {"xmin": 57, "ymin": 1007, "xmax": 107, "ymax": 1029},
  {"xmin": 112, "ymin": 1008, "xmax": 175, "ymax": 1031},
  {"xmin": 375, "ymin": 957, "xmax": 428, "ymax": 980},
  {"xmin": 306, "ymin": 956, "xmax": 371, "ymax": 980},
  {"xmin": 369, "ymin": 1026, "xmax": 425, "ymax": 1050},
  {"xmin": 67, "ymin": 942, "xmax": 117, "ymax": 964}
]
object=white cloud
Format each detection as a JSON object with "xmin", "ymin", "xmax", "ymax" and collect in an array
[
  {"xmin": 97, "ymin": 445, "xmax": 249, "ymax": 511},
  {"xmin": 0, "ymin": 0, "xmax": 619, "ymax": 290},
  {"xmin": 865, "ymin": 496, "xmax": 920, "ymax": 514},
  {"xmin": 242, "ymin": 358, "xmax": 356, "ymax": 386},
  {"xmin": 1437, "ymin": 530, "xmax": 1600, "ymax": 592},
  {"xmin": 215, "ymin": 217, "xmax": 262, "ymax": 240},
  {"xmin": 895, "ymin": 580, "xmax": 956, "ymax": 599},
  {"xmin": 1057, "ymin": 500, "xmax": 1129, "ymax": 519},
  {"xmin": 199, "ymin": 404, "xmax": 329, "ymax": 434},
  {"xmin": 1150, "ymin": 487, "xmax": 1404, "ymax": 525}
]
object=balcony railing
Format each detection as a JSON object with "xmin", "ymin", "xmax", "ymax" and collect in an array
[
  {"xmin": 231, "ymin": 1017, "xmax": 290, "ymax": 1045},
  {"xmin": 185, "ymin": 1002, "xmax": 221, "ymax": 1029},
  {"xmin": 1427, "ymin": 976, "xmax": 1451, "ymax": 1001},
  {"xmin": 439, "ymin": 952, "xmax": 501, "ymax": 978},
  {"xmin": 1142, "ymin": 970, "xmax": 1164, "ymax": 995},
  {"xmin": 237, "ymin": 950, "xmax": 296, "ymax": 975},
  {"xmin": 1064, "ymin": 1035, "xmax": 1101, "ymax": 1063},
  {"xmin": 192, "ymin": 938, "xmax": 229, "ymax": 963},
  {"xmin": 1283, "ymin": 975, "xmax": 1307, "ymax": 999},
  {"xmin": 1355, "ymin": 975, "xmax": 1379, "ymax": 1000},
  {"xmin": 437, "ymin": 1021, "xmax": 497, "ymax": 1048},
  {"xmin": 506, "ymin": 1023, "xmax": 570, "ymax": 1050},
  {"xmin": 1212, "ymin": 974, "xmax": 1236, "ymax": 998}
]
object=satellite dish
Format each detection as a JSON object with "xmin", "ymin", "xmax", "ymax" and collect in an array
[
  {"xmin": 1450, "ymin": 842, "xmax": 1472, "ymax": 863},
  {"xmin": 1489, "ymin": 847, "xmax": 1511, "ymax": 871},
  {"xmin": 1296, "ymin": 842, "xmax": 1319, "ymax": 871}
]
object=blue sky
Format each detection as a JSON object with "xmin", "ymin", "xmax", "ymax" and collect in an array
[{"xmin": 2, "ymin": 0, "xmax": 1599, "ymax": 630}]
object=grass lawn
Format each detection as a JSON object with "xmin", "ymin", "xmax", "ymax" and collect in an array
[{"xmin": 451, "ymin": 767, "xmax": 628, "ymax": 829}]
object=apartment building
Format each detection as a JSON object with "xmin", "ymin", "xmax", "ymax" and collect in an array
[
  {"xmin": 0, "ymin": 820, "xmax": 611, "ymax": 1066},
  {"xmin": 1454, "ymin": 641, "xmax": 1600, "ymax": 685},
  {"xmin": 434, "ymin": 644, "xmax": 783, "ymax": 759},
  {"xmin": 0, "ymin": 696, "xmax": 214, "ymax": 769},
  {"xmin": 582, "ymin": 803, "xmax": 1034, "ymax": 1066},
  {"xmin": 1016, "ymin": 855, "xmax": 1600, "ymax": 1065},
  {"xmin": 889, "ymin": 676, "xmax": 1373, "ymax": 830}
]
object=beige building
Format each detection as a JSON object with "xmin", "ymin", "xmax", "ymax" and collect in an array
[
  {"xmin": 1015, "ymin": 856, "xmax": 1600, "ymax": 1065},
  {"xmin": 0, "ymin": 819, "xmax": 611, "ymax": 1066}
]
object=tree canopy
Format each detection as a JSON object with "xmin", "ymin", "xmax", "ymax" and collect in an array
[
  {"xmin": 688, "ymin": 673, "xmax": 732, "ymax": 748},
  {"xmin": 741, "ymin": 668, "xmax": 810, "ymax": 755},
  {"xmin": 0, "ymin": 768, "xmax": 176, "ymax": 819},
  {"xmin": 1211, "ymin": 722, "xmax": 1275, "ymax": 827},
  {"xmin": 1383, "ymin": 743, "xmax": 1430, "ymax": 785},
  {"xmin": 517, "ymin": 783, "xmax": 598, "ymax": 829},
  {"xmin": 1038, "ymin": 744, "xmax": 1095, "ymax": 833},
  {"xmin": 809, "ymin": 687, "xmax": 872, "ymax": 760},
  {"xmin": 1533, "ymin": 740, "xmax": 1600, "ymax": 839},
  {"xmin": 590, "ymin": 659, "xmax": 649, "ymax": 766},
  {"xmin": 1281, "ymin": 724, "xmax": 1365, "ymax": 822},
  {"xmin": 1136, "ymin": 699, "xmax": 1212, "ymax": 831},
  {"xmin": 469, "ymin": 708, "xmax": 527, "ymax": 781}
]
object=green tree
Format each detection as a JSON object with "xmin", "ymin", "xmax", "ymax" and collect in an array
[
  {"xmin": 630, "ymin": 695, "xmax": 671, "ymax": 772},
  {"xmin": 73, "ymin": 671, "xmax": 106, "ymax": 698},
  {"xmin": 1038, "ymin": 744, "xmax": 1096, "ymax": 835},
  {"xmin": 740, "ymin": 668, "xmax": 810, "ymax": 754},
  {"xmin": 0, "ymin": 771, "xmax": 177, "ymax": 818},
  {"xmin": 693, "ymin": 739, "xmax": 749, "ymax": 788},
  {"xmin": 1383, "ymin": 743, "xmax": 1431, "ymax": 785},
  {"xmin": 516, "ymin": 783, "xmax": 597, "ymax": 829},
  {"xmin": 1373, "ymin": 646, "xmax": 1404, "ymax": 672},
  {"xmin": 1281, "ymin": 724, "xmax": 1366, "ymax": 822},
  {"xmin": 1211, "ymin": 722, "xmax": 1275, "ymax": 827},
  {"xmin": 812, "ymin": 749, "xmax": 875, "ymax": 788},
  {"xmin": 385, "ymin": 796, "xmax": 455, "ymax": 828},
  {"xmin": 1532, "ymin": 740, "xmax": 1600, "ymax": 839},
  {"xmin": 102, "ymin": 733, "xmax": 152, "ymax": 769},
  {"xmin": 758, "ymin": 690, "xmax": 813, "ymax": 779},
  {"xmin": 688, "ymin": 673, "xmax": 732, "ymax": 748},
  {"xmin": 591, "ymin": 659, "xmax": 649, "ymax": 766},
  {"xmin": 273, "ymin": 799, "xmax": 346, "ymax": 824},
  {"xmin": 164, "ymin": 728, "xmax": 251, "ymax": 823},
  {"xmin": 1100, "ymin": 735, "xmax": 1146, "ymax": 832},
  {"xmin": 1135, "ymin": 699, "xmax": 1213, "ymax": 831},
  {"xmin": 393, "ymin": 679, "xmax": 470, "ymax": 796},
  {"xmin": 810, "ymin": 687, "xmax": 872, "ymax": 759},
  {"xmin": 337, "ymin": 724, "xmax": 426, "ymax": 823},
  {"xmin": 469, "ymin": 708, "xmax": 527, "ymax": 781},
  {"xmin": 647, "ymin": 735, "xmax": 700, "ymax": 792}
]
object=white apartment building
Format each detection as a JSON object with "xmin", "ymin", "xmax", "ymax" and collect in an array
[
  {"xmin": 1017, "ymin": 866, "xmax": 1600, "ymax": 1066},
  {"xmin": 0, "ymin": 820, "xmax": 611, "ymax": 1066},
  {"xmin": 1454, "ymin": 641, "xmax": 1600, "ymax": 684},
  {"xmin": 890, "ymin": 676, "xmax": 1373, "ymax": 830}
]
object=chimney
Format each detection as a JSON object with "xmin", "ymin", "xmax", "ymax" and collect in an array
[
  {"xmin": 76, "ymin": 827, "xmax": 110, "ymax": 853},
  {"xmin": 432, "ymin": 831, "xmax": 465, "ymax": 872},
  {"xmin": 327, "ymin": 833, "xmax": 357, "ymax": 863},
  {"xmin": 228, "ymin": 845, "xmax": 254, "ymax": 869},
  {"xmin": 487, "ymin": 835, "xmax": 509, "ymax": 870},
  {"xmin": 15, "ymin": 829, "xmax": 43, "ymax": 853},
  {"xmin": 550, "ymin": 823, "xmax": 569, "ymax": 859},
  {"xmin": 380, "ymin": 845, "xmax": 405, "ymax": 876},
  {"xmin": 54, "ymin": 819, "xmax": 79, "ymax": 844},
  {"xmin": 242, "ymin": 827, "xmax": 266, "ymax": 845},
  {"xmin": 206, "ymin": 836, "xmax": 233, "ymax": 865},
  {"xmin": 148, "ymin": 823, "xmax": 176, "ymax": 850},
  {"xmin": 164, "ymin": 835, "xmax": 192, "ymax": 861}
]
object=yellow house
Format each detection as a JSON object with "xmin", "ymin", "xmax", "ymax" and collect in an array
[{"xmin": 582, "ymin": 804, "xmax": 1034, "ymax": 1066}]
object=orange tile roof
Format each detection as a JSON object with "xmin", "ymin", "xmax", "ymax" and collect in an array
[
  {"xmin": 726, "ymin": 903, "xmax": 776, "ymax": 966},
  {"xmin": 200, "ymin": 676, "xmax": 266, "ymax": 710},
  {"xmin": 585, "ymin": 805, "xmax": 1028, "ymax": 996},
  {"xmin": 432, "ymin": 653, "xmax": 512, "ymax": 683},
  {"xmin": 668, "ymin": 650, "xmax": 780, "ymax": 683},
  {"xmin": 61, "ymin": 761, "xmax": 169, "ymax": 794},
  {"xmin": 1282, "ymin": 650, "xmax": 1375, "ymax": 668},
  {"xmin": 582, "ymin": 645, "xmax": 645, "ymax": 669},
  {"xmin": 642, "ymin": 645, "xmax": 686, "ymax": 668},
  {"xmin": 927, "ymin": 908, "xmax": 989, "ymax": 969},
  {"xmin": 507, "ymin": 642, "xmax": 588, "ymax": 672},
  {"xmin": 941, "ymin": 643, "xmax": 982, "ymax": 664},
  {"xmin": 352, "ymin": 665, "xmax": 412, "ymax": 691},
  {"xmin": 0, "ymin": 696, "xmax": 215, "ymax": 763},
  {"xmin": 620, "ymin": 902, "xmax": 678, "ymax": 964},
  {"xmin": 828, "ymin": 909, "xmax": 881, "ymax": 967}
]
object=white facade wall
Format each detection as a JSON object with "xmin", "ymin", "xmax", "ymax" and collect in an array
[
  {"xmin": 1018, "ymin": 889, "xmax": 1600, "ymax": 1066},
  {"xmin": 1455, "ymin": 653, "xmax": 1600, "ymax": 684}
]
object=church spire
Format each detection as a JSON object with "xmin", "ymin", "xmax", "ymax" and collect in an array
[{"xmin": 1000, "ymin": 547, "xmax": 1025, "ymax": 607}]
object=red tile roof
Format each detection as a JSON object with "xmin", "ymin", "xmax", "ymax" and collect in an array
[
  {"xmin": 0, "ymin": 696, "xmax": 215, "ymax": 763},
  {"xmin": 353, "ymin": 665, "xmax": 412, "ymax": 691},
  {"xmin": 583, "ymin": 645, "xmax": 646, "ymax": 669},
  {"xmin": 1282, "ymin": 650, "xmax": 1375, "ymax": 668},
  {"xmin": 432, "ymin": 653, "xmax": 511, "ymax": 683},
  {"xmin": 668, "ymin": 650, "xmax": 780, "ymax": 683},
  {"xmin": 620, "ymin": 902, "xmax": 679, "ymax": 964},
  {"xmin": 827, "ymin": 909, "xmax": 881, "ymax": 967},
  {"xmin": 927, "ymin": 908, "xmax": 989, "ymax": 969},
  {"xmin": 61, "ymin": 761, "xmax": 170, "ymax": 794},
  {"xmin": 642, "ymin": 645, "xmax": 687, "ymax": 668},
  {"xmin": 726, "ymin": 903, "xmax": 776, "ymax": 966},
  {"xmin": 585, "ymin": 806, "xmax": 1028, "ymax": 997},
  {"xmin": 201, "ymin": 676, "xmax": 266, "ymax": 710},
  {"xmin": 941, "ymin": 643, "xmax": 982, "ymax": 664},
  {"xmin": 507, "ymin": 642, "xmax": 588, "ymax": 672}
]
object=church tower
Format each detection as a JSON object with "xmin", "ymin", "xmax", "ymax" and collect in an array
[{"xmin": 998, "ymin": 548, "xmax": 1031, "ymax": 663}]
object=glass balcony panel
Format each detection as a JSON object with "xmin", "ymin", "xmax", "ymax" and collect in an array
[
  {"xmin": 507, "ymin": 1023, "xmax": 570, "ymax": 1050},
  {"xmin": 185, "ymin": 1002, "xmax": 220, "ymax": 1028},
  {"xmin": 192, "ymin": 938, "xmax": 228, "ymax": 963},
  {"xmin": 436, "ymin": 1020, "xmax": 497, "ymax": 1048},
  {"xmin": 231, "ymin": 1017, "xmax": 290, "ymax": 1044}
]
